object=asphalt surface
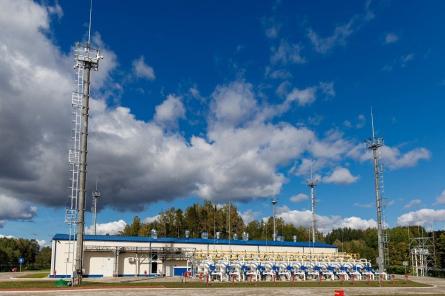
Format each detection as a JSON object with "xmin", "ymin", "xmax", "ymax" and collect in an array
[{"xmin": 0, "ymin": 273, "xmax": 444, "ymax": 295}]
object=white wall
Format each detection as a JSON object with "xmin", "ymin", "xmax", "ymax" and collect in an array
[{"xmin": 51, "ymin": 238, "xmax": 337, "ymax": 278}]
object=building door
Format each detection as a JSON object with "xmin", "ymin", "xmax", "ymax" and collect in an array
[{"xmin": 151, "ymin": 262, "xmax": 157, "ymax": 274}]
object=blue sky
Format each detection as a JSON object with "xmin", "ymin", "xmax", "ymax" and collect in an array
[{"xmin": 0, "ymin": 0, "xmax": 444, "ymax": 245}]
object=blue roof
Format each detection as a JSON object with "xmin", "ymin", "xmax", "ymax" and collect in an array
[{"xmin": 52, "ymin": 233, "xmax": 336, "ymax": 249}]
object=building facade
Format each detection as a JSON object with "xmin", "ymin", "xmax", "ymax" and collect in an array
[{"xmin": 50, "ymin": 234, "xmax": 338, "ymax": 278}]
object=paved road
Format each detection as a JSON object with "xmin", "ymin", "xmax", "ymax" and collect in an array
[{"xmin": 0, "ymin": 276, "xmax": 444, "ymax": 295}]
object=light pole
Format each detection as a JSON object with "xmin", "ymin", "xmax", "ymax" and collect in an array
[
  {"xmin": 92, "ymin": 182, "xmax": 101, "ymax": 235},
  {"xmin": 272, "ymin": 198, "xmax": 277, "ymax": 241}
]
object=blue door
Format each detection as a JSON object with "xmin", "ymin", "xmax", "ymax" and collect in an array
[{"xmin": 173, "ymin": 267, "xmax": 188, "ymax": 276}]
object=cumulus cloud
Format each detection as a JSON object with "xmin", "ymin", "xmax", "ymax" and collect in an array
[
  {"xmin": 286, "ymin": 87, "xmax": 316, "ymax": 106},
  {"xmin": 348, "ymin": 144, "xmax": 431, "ymax": 170},
  {"xmin": 37, "ymin": 239, "xmax": 48, "ymax": 247},
  {"xmin": 143, "ymin": 215, "xmax": 160, "ymax": 224},
  {"xmin": 277, "ymin": 206, "xmax": 376, "ymax": 233},
  {"xmin": 385, "ymin": 33, "xmax": 399, "ymax": 44},
  {"xmin": 270, "ymin": 39, "xmax": 306, "ymax": 65},
  {"xmin": 322, "ymin": 167, "xmax": 359, "ymax": 184},
  {"xmin": 210, "ymin": 81, "xmax": 258, "ymax": 126},
  {"xmin": 240, "ymin": 210, "xmax": 259, "ymax": 224},
  {"xmin": 85, "ymin": 219, "xmax": 127, "ymax": 235},
  {"xmin": 279, "ymin": 82, "xmax": 335, "ymax": 110},
  {"xmin": 404, "ymin": 199, "xmax": 421, "ymax": 209},
  {"xmin": 0, "ymin": 0, "xmax": 432, "ymax": 226},
  {"xmin": 154, "ymin": 95, "xmax": 185, "ymax": 127},
  {"xmin": 436, "ymin": 190, "xmax": 445, "ymax": 204},
  {"xmin": 132, "ymin": 56, "xmax": 155, "ymax": 80},
  {"xmin": 290, "ymin": 193, "xmax": 309, "ymax": 203},
  {"xmin": 397, "ymin": 209, "xmax": 445, "ymax": 226},
  {"xmin": 0, "ymin": 195, "xmax": 37, "ymax": 226}
]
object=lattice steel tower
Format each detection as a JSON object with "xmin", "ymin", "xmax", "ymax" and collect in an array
[
  {"xmin": 65, "ymin": 0, "xmax": 103, "ymax": 286},
  {"xmin": 307, "ymin": 169, "xmax": 318, "ymax": 244},
  {"xmin": 366, "ymin": 110, "xmax": 386, "ymax": 273}
]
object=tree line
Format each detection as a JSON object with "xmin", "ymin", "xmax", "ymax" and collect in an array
[
  {"xmin": 120, "ymin": 201, "xmax": 445, "ymax": 275},
  {"xmin": 0, "ymin": 237, "xmax": 51, "ymax": 272}
]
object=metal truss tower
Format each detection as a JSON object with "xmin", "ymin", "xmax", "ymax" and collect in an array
[
  {"xmin": 307, "ymin": 175, "xmax": 318, "ymax": 244},
  {"xmin": 410, "ymin": 235, "xmax": 433, "ymax": 276},
  {"xmin": 366, "ymin": 110, "xmax": 387, "ymax": 273},
  {"xmin": 306, "ymin": 163, "xmax": 318, "ymax": 243}
]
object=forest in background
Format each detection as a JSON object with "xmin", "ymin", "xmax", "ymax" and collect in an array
[
  {"xmin": 0, "ymin": 237, "xmax": 51, "ymax": 272},
  {"xmin": 121, "ymin": 201, "xmax": 445, "ymax": 275},
  {"xmin": 2, "ymin": 201, "xmax": 444, "ymax": 275}
]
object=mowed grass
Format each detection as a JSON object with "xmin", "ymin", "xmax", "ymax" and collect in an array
[
  {"xmin": 0, "ymin": 279, "xmax": 429, "ymax": 290},
  {"xmin": 16, "ymin": 272, "xmax": 50, "ymax": 278}
]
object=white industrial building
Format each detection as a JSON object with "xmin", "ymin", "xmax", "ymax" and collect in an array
[{"xmin": 50, "ymin": 233, "xmax": 339, "ymax": 278}]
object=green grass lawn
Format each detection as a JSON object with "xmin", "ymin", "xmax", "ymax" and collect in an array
[
  {"xmin": 0, "ymin": 279, "xmax": 429, "ymax": 290},
  {"xmin": 16, "ymin": 272, "xmax": 50, "ymax": 279}
]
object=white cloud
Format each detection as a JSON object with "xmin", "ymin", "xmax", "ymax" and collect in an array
[
  {"xmin": 322, "ymin": 167, "xmax": 359, "ymax": 184},
  {"xmin": 154, "ymin": 95, "xmax": 185, "ymax": 127},
  {"xmin": 385, "ymin": 33, "xmax": 399, "ymax": 44},
  {"xmin": 397, "ymin": 209, "xmax": 445, "ymax": 226},
  {"xmin": 307, "ymin": 21, "xmax": 354, "ymax": 54},
  {"xmin": 85, "ymin": 220, "xmax": 127, "ymax": 235},
  {"xmin": 404, "ymin": 199, "xmax": 421, "ymax": 209},
  {"xmin": 401, "ymin": 53, "xmax": 414, "ymax": 67},
  {"xmin": 277, "ymin": 206, "xmax": 376, "ymax": 233},
  {"xmin": 354, "ymin": 202, "xmax": 373, "ymax": 208},
  {"xmin": 240, "ymin": 210, "xmax": 259, "ymax": 224},
  {"xmin": 143, "ymin": 215, "xmax": 160, "ymax": 224},
  {"xmin": 307, "ymin": 1, "xmax": 374, "ymax": 54},
  {"xmin": 0, "ymin": 234, "xmax": 15, "ymax": 239},
  {"xmin": 286, "ymin": 87, "xmax": 316, "ymax": 106},
  {"xmin": 290, "ymin": 193, "xmax": 309, "ymax": 203},
  {"xmin": 265, "ymin": 68, "xmax": 292, "ymax": 80},
  {"xmin": 132, "ymin": 56, "xmax": 155, "ymax": 80},
  {"xmin": 270, "ymin": 39, "xmax": 306, "ymax": 65},
  {"xmin": 0, "ymin": 195, "xmax": 37, "ymax": 225},
  {"xmin": 310, "ymin": 130, "xmax": 354, "ymax": 161},
  {"xmin": 436, "ymin": 190, "xmax": 445, "ymax": 204},
  {"xmin": 0, "ymin": 0, "xmax": 433, "ymax": 224},
  {"xmin": 37, "ymin": 239, "xmax": 48, "ymax": 247},
  {"xmin": 348, "ymin": 144, "xmax": 431, "ymax": 170},
  {"xmin": 210, "ymin": 81, "xmax": 257, "ymax": 127},
  {"xmin": 47, "ymin": 1, "xmax": 63, "ymax": 19}
]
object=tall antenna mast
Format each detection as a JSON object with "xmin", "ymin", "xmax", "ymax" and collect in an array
[
  {"xmin": 307, "ymin": 162, "xmax": 318, "ymax": 244},
  {"xmin": 371, "ymin": 108, "xmax": 376, "ymax": 140},
  {"xmin": 366, "ymin": 109, "xmax": 386, "ymax": 274},
  {"xmin": 66, "ymin": 0, "xmax": 102, "ymax": 286},
  {"xmin": 92, "ymin": 179, "xmax": 101, "ymax": 235},
  {"xmin": 87, "ymin": 0, "xmax": 93, "ymax": 46}
]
